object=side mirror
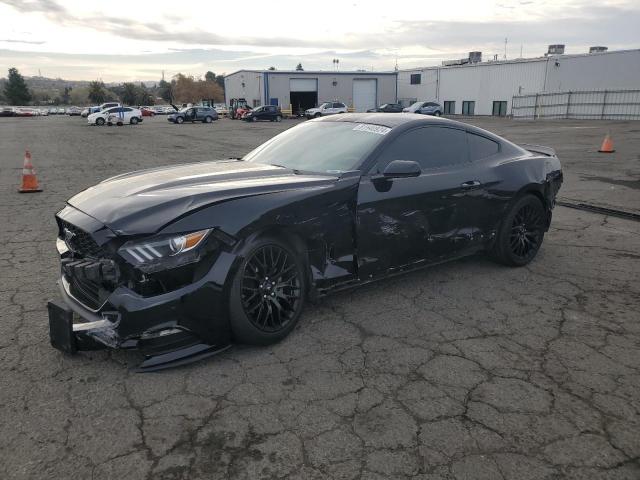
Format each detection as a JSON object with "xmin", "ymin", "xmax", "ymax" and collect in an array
[{"xmin": 382, "ymin": 160, "xmax": 421, "ymax": 179}]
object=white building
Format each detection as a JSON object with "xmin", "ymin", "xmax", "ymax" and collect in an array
[
  {"xmin": 224, "ymin": 70, "xmax": 398, "ymax": 115},
  {"xmin": 397, "ymin": 48, "xmax": 640, "ymax": 118}
]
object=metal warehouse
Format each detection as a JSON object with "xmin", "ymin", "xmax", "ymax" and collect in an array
[
  {"xmin": 397, "ymin": 47, "xmax": 640, "ymax": 119},
  {"xmin": 224, "ymin": 70, "xmax": 398, "ymax": 115}
]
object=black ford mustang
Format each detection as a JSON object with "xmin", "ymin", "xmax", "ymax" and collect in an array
[{"xmin": 48, "ymin": 113, "xmax": 562, "ymax": 370}]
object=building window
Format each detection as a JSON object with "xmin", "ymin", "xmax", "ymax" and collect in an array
[
  {"xmin": 462, "ymin": 101, "xmax": 475, "ymax": 115},
  {"xmin": 253, "ymin": 99, "xmax": 260, "ymax": 107},
  {"xmin": 492, "ymin": 101, "xmax": 507, "ymax": 116},
  {"xmin": 444, "ymin": 101, "xmax": 455, "ymax": 115},
  {"xmin": 410, "ymin": 74, "xmax": 421, "ymax": 85}
]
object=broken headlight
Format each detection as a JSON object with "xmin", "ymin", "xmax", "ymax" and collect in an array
[{"xmin": 118, "ymin": 229, "xmax": 213, "ymax": 273}]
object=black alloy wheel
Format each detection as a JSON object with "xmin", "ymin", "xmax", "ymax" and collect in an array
[
  {"xmin": 240, "ymin": 244, "xmax": 302, "ymax": 333},
  {"xmin": 509, "ymin": 203, "xmax": 544, "ymax": 261},
  {"xmin": 490, "ymin": 194, "xmax": 546, "ymax": 266}
]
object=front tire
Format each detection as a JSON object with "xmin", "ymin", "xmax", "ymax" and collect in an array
[
  {"xmin": 176, "ymin": 116, "xmax": 184, "ymax": 124},
  {"xmin": 275, "ymin": 115, "xmax": 282, "ymax": 122},
  {"xmin": 204, "ymin": 116, "xmax": 213, "ymax": 123},
  {"xmin": 130, "ymin": 117, "xmax": 138, "ymax": 125},
  {"xmin": 490, "ymin": 194, "xmax": 547, "ymax": 266},
  {"xmin": 314, "ymin": 112, "xmax": 321, "ymax": 118},
  {"xmin": 96, "ymin": 117, "xmax": 105, "ymax": 126},
  {"xmin": 229, "ymin": 236, "xmax": 306, "ymax": 345}
]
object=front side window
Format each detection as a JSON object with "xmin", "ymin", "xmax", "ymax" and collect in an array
[
  {"xmin": 374, "ymin": 126, "xmax": 469, "ymax": 171},
  {"xmin": 245, "ymin": 121, "xmax": 388, "ymax": 173}
]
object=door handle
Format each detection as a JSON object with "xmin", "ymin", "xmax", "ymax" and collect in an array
[{"xmin": 461, "ymin": 180, "xmax": 482, "ymax": 189}]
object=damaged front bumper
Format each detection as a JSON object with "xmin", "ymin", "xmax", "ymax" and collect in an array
[{"xmin": 47, "ymin": 251, "xmax": 239, "ymax": 371}]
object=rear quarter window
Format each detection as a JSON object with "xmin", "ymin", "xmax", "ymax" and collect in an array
[{"xmin": 468, "ymin": 133, "xmax": 500, "ymax": 160}]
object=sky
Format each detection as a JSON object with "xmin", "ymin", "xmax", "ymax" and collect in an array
[{"xmin": 0, "ymin": 0, "xmax": 638, "ymax": 81}]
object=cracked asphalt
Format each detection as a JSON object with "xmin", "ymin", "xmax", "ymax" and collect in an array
[{"xmin": 0, "ymin": 115, "xmax": 639, "ymax": 479}]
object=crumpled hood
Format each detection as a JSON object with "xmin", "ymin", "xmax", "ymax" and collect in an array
[{"xmin": 67, "ymin": 160, "xmax": 337, "ymax": 235}]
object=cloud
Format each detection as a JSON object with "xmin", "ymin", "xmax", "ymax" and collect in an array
[
  {"xmin": 0, "ymin": 39, "xmax": 45, "ymax": 45},
  {"xmin": 2, "ymin": 0, "xmax": 639, "ymax": 52}
]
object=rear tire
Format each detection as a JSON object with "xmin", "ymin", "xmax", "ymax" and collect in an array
[
  {"xmin": 434, "ymin": 111, "xmax": 441, "ymax": 116},
  {"xmin": 490, "ymin": 194, "xmax": 547, "ymax": 266},
  {"xmin": 229, "ymin": 236, "xmax": 307, "ymax": 345}
]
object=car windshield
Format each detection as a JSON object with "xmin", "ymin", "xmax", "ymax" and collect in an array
[
  {"xmin": 244, "ymin": 121, "xmax": 389, "ymax": 173},
  {"xmin": 319, "ymin": 102, "xmax": 331, "ymax": 109},
  {"xmin": 407, "ymin": 101, "xmax": 423, "ymax": 110}
]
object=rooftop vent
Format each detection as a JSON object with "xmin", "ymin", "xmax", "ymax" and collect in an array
[
  {"xmin": 589, "ymin": 46, "xmax": 608, "ymax": 53},
  {"xmin": 547, "ymin": 44, "xmax": 565, "ymax": 55}
]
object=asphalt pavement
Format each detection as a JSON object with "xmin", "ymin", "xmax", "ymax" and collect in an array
[{"xmin": 0, "ymin": 115, "xmax": 638, "ymax": 479}]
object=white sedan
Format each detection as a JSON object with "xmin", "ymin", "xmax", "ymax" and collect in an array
[
  {"xmin": 304, "ymin": 102, "xmax": 348, "ymax": 119},
  {"xmin": 88, "ymin": 106, "xmax": 142, "ymax": 126}
]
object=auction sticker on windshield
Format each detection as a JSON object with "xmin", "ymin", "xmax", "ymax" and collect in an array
[{"xmin": 352, "ymin": 124, "xmax": 391, "ymax": 135}]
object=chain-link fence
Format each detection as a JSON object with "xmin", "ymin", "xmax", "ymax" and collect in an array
[{"xmin": 511, "ymin": 90, "xmax": 640, "ymax": 120}]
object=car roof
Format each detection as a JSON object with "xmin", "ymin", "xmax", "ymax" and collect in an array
[{"xmin": 316, "ymin": 112, "xmax": 461, "ymax": 129}]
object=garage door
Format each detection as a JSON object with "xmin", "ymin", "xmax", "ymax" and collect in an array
[
  {"xmin": 353, "ymin": 79, "xmax": 377, "ymax": 112},
  {"xmin": 290, "ymin": 78, "xmax": 317, "ymax": 92}
]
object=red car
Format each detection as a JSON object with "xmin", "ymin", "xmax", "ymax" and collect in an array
[{"xmin": 141, "ymin": 107, "xmax": 156, "ymax": 117}]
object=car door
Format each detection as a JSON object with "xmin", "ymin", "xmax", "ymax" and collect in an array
[
  {"xmin": 120, "ymin": 107, "xmax": 132, "ymax": 121},
  {"xmin": 263, "ymin": 106, "xmax": 273, "ymax": 120},
  {"xmin": 356, "ymin": 125, "xmax": 481, "ymax": 276}
]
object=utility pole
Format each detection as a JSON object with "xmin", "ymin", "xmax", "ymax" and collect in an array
[{"xmin": 504, "ymin": 38, "xmax": 508, "ymax": 60}]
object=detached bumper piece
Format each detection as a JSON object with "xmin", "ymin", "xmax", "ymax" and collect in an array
[{"xmin": 47, "ymin": 299, "xmax": 231, "ymax": 372}]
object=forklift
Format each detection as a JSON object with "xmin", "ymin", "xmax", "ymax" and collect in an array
[{"xmin": 229, "ymin": 98, "xmax": 251, "ymax": 120}]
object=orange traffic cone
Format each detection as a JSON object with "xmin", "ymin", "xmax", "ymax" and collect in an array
[
  {"xmin": 18, "ymin": 150, "xmax": 43, "ymax": 193},
  {"xmin": 598, "ymin": 133, "xmax": 615, "ymax": 153}
]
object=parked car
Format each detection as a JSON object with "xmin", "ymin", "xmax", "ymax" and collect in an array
[
  {"xmin": 81, "ymin": 106, "xmax": 101, "ymax": 118},
  {"xmin": 15, "ymin": 108, "xmax": 37, "ymax": 117},
  {"xmin": 47, "ymin": 113, "xmax": 563, "ymax": 370},
  {"xmin": 243, "ymin": 105, "xmax": 283, "ymax": 122},
  {"xmin": 305, "ymin": 102, "xmax": 348, "ymax": 118},
  {"xmin": 213, "ymin": 103, "xmax": 229, "ymax": 116},
  {"xmin": 0, "ymin": 107, "xmax": 15, "ymax": 117},
  {"xmin": 40, "ymin": 109, "xmax": 49, "ymax": 116},
  {"xmin": 403, "ymin": 101, "xmax": 442, "ymax": 116},
  {"xmin": 57, "ymin": 107, "xmax": 66, "ymax": 115},
  {"xmin": 87, "ymin": 106, "xmax": 142, "ymax": 126},
  {"xmin": 367, "ymin": 103, "xmax": 404, "ymax": 113},
  {"xmin": 167, "ymin": 106, "xmax": 218, "ymax": 124},
  {"xmin": 98, "ymin": 102, "xmax": 121, "ymax": 111},
  {"xmin": 67, "ymin": 106, "xmax": 82, "ymax": 116},
  {"xmin": 141, "ymin": 107, "xmax": 156, "ymax": 117}
]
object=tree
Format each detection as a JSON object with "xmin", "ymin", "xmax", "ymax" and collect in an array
[
  {"xmin": 295, "ymin": 63, "xmax": 304, "ymax": 71},
  {"xmin": 205, "ymin": 71, "xmax": 216, "ymax": 82},
  {"xmin": 88, "ymin": 81, "xmax": 106, "ymax": 104},
  {"xmin": 120, "ymin": 82, "xmax": 138, "ymax": 105},
  {"xmin": 268, "ymin": 66, "xmax": 276, "ymax": 70},
  {"xmin": 135, "ymin": 83, "xmax": 154, "ymax": 105},
  {"xmin": 4, "ymin": 67, "xmax": 32, "ymax": 105},
  {"xmin": 172, "ymin": 73, "xmax": 224, "ymax": 104},
  {"xmin": 158, "ymin": 79, "xmax": 173, "ymax": 103},
  {"xmin": 61, "ymin": 86, "xmax": 72, "ymax": 104}
]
